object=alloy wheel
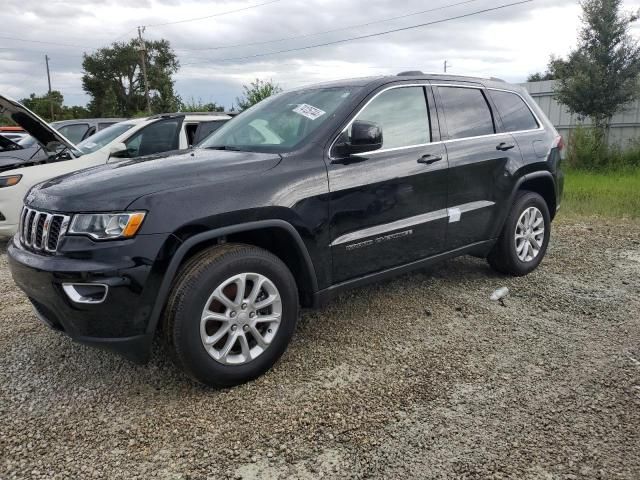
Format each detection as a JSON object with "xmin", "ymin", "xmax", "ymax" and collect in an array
[
  {"xmin": 514, "ymin": 206, "xmax": 545, "ymax": 262},
  {"xmin": 199, "ymin": 272, "xmax": 282, "ymax": 365}
]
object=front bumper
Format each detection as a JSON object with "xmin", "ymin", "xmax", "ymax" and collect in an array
[{"xmin": 7, "ymin": 232, "xmax": 174, "ymax": 363}]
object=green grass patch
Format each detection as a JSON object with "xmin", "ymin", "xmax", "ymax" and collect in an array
[{"xmin": 561, "ymin": 168, "xmax": 640, "ymax": 218}]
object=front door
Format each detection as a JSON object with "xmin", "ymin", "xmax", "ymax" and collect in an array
[{"xmin": 327, "ymin": 84, "xmax": 449, "ymax": 283}]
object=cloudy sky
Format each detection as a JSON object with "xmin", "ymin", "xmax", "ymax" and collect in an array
[{"xmin": 1, "ymin": 0, "xmax": 640, "ymax": 109}]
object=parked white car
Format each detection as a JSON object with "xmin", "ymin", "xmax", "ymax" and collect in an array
[{"xmin": 0, "ymin": 94, "xmax": 232, "ymax": 238}]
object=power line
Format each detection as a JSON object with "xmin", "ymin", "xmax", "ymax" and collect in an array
[
  {"xmin": 145, "ymin": 0, "xmax": 283, "ymax": 28},
  {"xmin": 175, "ymin": 0, "xmax": 483, "ymax": 52},
  {"xmin": 182, "ymin": 0, "xmax": 533, "ymax": 67},
  {"xmin": 0, "ymin": 35, "xmax": 94, "ymax": 49}
]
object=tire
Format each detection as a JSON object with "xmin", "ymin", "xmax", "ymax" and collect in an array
[
  {"xmin": 163, "ymin": 243, "xmax": 298, "ymax": 387},
  {"xmin": 487, "ymin": 191, "xmax": 551, "ymax": 276}
]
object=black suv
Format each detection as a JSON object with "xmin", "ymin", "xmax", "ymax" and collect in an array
[{"xmin": 8, "ymin": 72, "xmax": 564, "ymax": 386}]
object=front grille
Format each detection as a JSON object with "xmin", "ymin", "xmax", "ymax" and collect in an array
[{"xmin": 18, "ymin": 207, "xmax": 70, "ymax": 253}]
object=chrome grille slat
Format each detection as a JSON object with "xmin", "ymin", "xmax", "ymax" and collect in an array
[
  {"xmin": 30, "ymin": 211, "xmax": 40, "ymax": 247},
  {"xmin": 18, "ymin": 206, "xmax": 70, "ymax": 254}
]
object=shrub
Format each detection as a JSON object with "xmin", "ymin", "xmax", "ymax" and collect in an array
[{"xmin": 566, "ymin": 125, "xmax": 640, "ymax": 170}]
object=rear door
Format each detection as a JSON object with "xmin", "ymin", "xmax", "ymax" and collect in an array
[
  {"xmin": 433, "ymin": 82, "xmax": 524, "ymax": 250},
  {"xmin": 327, "ymin": 83, "xmax": 448, "ymax": 283}
]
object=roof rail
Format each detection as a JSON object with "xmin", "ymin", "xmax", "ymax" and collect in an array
[
  {"xmin": 397, "ymin": 70, "xmax": 424, "ymax": 76},
  {"xmin": 147, "ymin": 111, "xmax": 231, "ymax": 119}
]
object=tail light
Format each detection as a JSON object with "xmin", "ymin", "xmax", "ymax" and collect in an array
[{"xmin": 554, "ymin": 135, "xmax": 564, "ymax": 151}]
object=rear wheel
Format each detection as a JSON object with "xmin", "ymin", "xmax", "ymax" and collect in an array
[
  {"xmin": 164, "ymin": 244, "xmax": 298, "ymax": 387},
  {"xmin": 487, "ymin": 191, "xmax": 551, "ymax": 276}
]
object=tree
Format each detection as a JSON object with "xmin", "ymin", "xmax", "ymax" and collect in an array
[
  {"xmin": 179, "ymin": 97, "xmax": 225, "ymax": 112},
  {"xmin": 20, "ymin": 91, "xmax": 63, "ymax": 121},
  {"xmin": 554, "ymin": 0, "xmax": 640, "ymax": 131},
  {"xmin": 19, "ymin": 91, "xmax": 90, "ymax": 122},
  {"xmin": 81, "ymin": 38, "xmax": 180, "ymax": 117},
  {"xmin": 526, "ymin": 57, "xmax": 572, "ymax": 82},
  {"xmin": 235, "ymin": 78, "xmax": 282, "ymax": 111}
]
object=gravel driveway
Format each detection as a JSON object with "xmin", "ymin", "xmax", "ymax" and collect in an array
[{"xmin": 1, "ymin": 218, "xmax": 639, "ymax": 480}]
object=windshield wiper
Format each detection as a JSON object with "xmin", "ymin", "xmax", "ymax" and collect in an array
[{"xmin": 206, "ymin": 145, "xmax": 244, "ymax": 151}]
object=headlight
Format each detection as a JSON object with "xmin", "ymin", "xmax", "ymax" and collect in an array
[
  {"xmin": 68, "ymin": 212, "xmax": 146, "ymax": 240},
  {"xmin": 0, "ymin": 175, "xmax": 22, "ymax": 188}
]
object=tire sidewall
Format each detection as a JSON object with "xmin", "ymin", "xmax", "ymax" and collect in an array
[
  {"xmin": 173, "ymin": 251, "xmax": 298, "ymax": 387},
  {"xmin": 506, "ymin": 192, "xmax": 551, "ymax": 275}
]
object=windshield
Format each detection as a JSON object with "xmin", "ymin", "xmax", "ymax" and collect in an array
[
  {"xmin": 76, "ymin": 122, "xmax": 135, "ymax": 154},
  {"xmin": 200, "ymin": 86, "xmax": 361, "ymax": 152}
]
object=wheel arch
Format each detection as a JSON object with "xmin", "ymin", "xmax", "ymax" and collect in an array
[
  {"xmin": 145, "ymin": 220, "xmax": 319, "ymax": 338},
  {"xmin": 515, "ymin": 171, "xmax": 557, "ymax": 220}
]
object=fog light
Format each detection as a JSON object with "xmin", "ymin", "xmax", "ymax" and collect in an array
[{"xmin": 62, "ymin": 283, "xmax": 108, "ymax": 304}]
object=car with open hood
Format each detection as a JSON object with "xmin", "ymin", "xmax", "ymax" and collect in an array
[{"xmin": 0, "ymin": 94, "xmax": 232, "ymax": 238}]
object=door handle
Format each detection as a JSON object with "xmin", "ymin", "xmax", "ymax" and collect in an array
[
  {"xmin": 496, "ymin": 142, "xmax": 515, "ymax": 151},
  {"xmin": 417, "ymin": 154, "xmax": 443, "ymax": 165}
]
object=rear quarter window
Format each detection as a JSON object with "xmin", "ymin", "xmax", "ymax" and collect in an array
[{"xmin": 489, "ymin": 90, "xmax": 539, "ymax": 132}]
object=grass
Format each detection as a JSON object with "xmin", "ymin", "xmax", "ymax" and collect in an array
[{"xmin": 561, "ymin": 168, "xmax": 640, "ymax": 219}]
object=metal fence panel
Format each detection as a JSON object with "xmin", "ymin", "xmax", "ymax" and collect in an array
[{"xmin": 520, "ymin": 80, "xmax": 640, "ymax": 149}]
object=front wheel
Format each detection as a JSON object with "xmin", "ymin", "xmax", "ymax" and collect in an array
[
  {"xmin": 487, "ymin": 191, "xmax": 551, "ymax": 276},
  {"xmin": 163, "ymin": 244, "xmax": 299, "ymax": 387}
]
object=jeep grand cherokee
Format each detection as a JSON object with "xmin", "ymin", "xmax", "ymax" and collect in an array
[{"xmin": 8, "ymin": 72, "xmax": 564, "ymax": 387}]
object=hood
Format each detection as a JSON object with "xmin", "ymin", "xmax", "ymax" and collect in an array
[
  {"xmin": 0, "ymin": 134, "xmax": 22, "ymax": 151},
  {"xmin": 0, "ymin": 94, "xmax": 80, "ymax": 155},
  {"xmin": 25, "ymin": 147, "xmax": 282, "ymax": 211}
]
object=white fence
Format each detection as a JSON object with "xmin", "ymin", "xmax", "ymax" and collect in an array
[{"xmin": 520, "ymin": 80, "xmax": 640, "ymax": 149}]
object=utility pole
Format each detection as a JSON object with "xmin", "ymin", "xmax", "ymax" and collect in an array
[
  {"xmin": 443, "ymin": 60, "xmax": 450, "ymax": 73},
  {"xmin": 45, "ymin": 54, "xmax": 54, "ymax": 121},
  {"xmin": 137, "ymin": 26, "xmax": 151, "ymax": 114}
]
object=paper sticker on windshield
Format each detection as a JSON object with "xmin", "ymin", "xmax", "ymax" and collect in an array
[{"xmin": 293, "ymin": 104, "xmax": 326, "ymax": 120}]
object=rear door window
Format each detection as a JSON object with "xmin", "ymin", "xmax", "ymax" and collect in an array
[
  {"xmin": 437, "ymin": 87, "xmax": 495, "ymax": 140},
  {"xmin": 194, "ymin": 120, "xmax": 228, "ymax": 145},
  {"xmin": 489, "ymin": 90, "xmax": 539, "ymax": 132},
  {"xmin": 57, "ymin": 123, "xmax": 89, "ymax": 144},
  {"xmin": 125, "ymin": 119, "xmax": 181, "ymax": 157}
]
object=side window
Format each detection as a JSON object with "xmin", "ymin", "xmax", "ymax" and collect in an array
[
  {"xmin": 489, "ymin": 90, "xmax": 539, "ymax": 132},
  {"xmin": 185, "ymin": 123, "xmax": 199, "ymax": 146},
  {"xmin": 194, "ymin": 120, "xmax": 227, "ymax": 145},
  {"xmin": 351, "ymin": 86, "xmax": 430, "ymax": 150},
  {"xmin": 125, "ymin": 120, "xmax": 180, "ymax": 157},
  {"xmin": 83, "ymin": 126, "xmax": 96, "ymax": 140},
  {"xmin": 58, "ymin": 123, "xmax": 89, "ymax": 144},
  {"xmin": 437, "ymin": 87, "xmax": 495, "ymax": 140},
  {"xmin": 98, "ymin": 122, "xmax": 115, "ymax": 131}
]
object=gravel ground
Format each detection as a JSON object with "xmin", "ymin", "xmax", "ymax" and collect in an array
[{"xmin": 1, "ymin": 218, "xmax": 639, "ymax": 480}]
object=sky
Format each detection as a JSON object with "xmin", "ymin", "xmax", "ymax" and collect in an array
[{"xmin": 1, "ymin": 0, "xmax": 640, "ymax": 109}]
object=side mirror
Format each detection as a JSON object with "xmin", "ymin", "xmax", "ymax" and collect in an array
[
  {"xmin": 334, "ymin": 120, "xmax": 383, "ymax": 157},
  {"xmin": 108, "ymin": 142, "xmax": 129, "ymax": 159}
]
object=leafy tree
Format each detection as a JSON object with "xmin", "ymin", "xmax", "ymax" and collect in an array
[
  {"xmin": 20, "ymin": 91, "xmax": 63, "ymax": 121},
  {"xmin": 554, "ymin": 0, "xmax": 640, "ymax": 130},
  {"xmin": 235, "ymin": 78, "xmax": 282, "ymax": 111},
  {"xmin": 526, "ymin": 57, "xmax": 572, "ymax": 82},
  {"xmin": 179, "ymin": 97, "xmax": 225, "ymax": 112},
  {"xmin": 19, "ymin": 91, "xmax": 90, "ymax": 122},
  {"xmin": 82, "ymin": 38, "xmax": 180, "ymax": 117}
]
